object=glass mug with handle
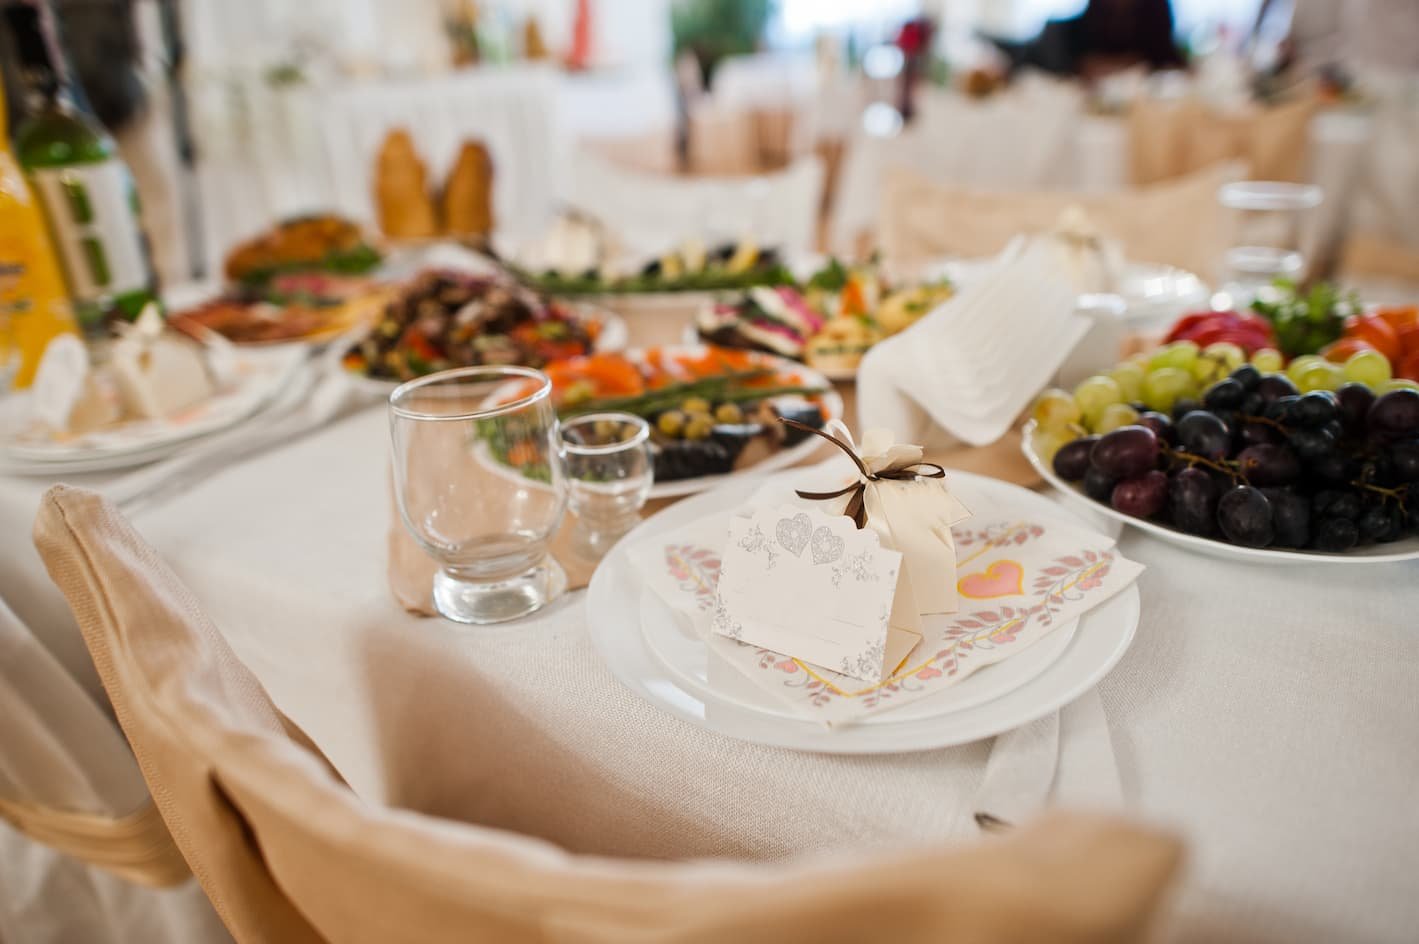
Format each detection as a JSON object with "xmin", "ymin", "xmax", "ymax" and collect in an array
[{"xmin": 390, "ymin": 366, "xmax": 567, "ymax": 624}]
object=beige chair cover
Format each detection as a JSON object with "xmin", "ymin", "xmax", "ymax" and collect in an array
[
  {"xmin": 34, "ymin": 485, "xmax": 1184, "ymax": 944},
  {"xmin": 1342, "ymin": 232, "xmax": 1419, "ymax": 282},
  {"xmin": 582, "ymin": 129, "xmax": 679, "ymax": 176},
  {"xmin": 686, "ymin": 101, "xmax": 761, "ymax": 176},
  {"xmin": 878, "ymin": 161, "xmax": 1242, "ymax": 281},
  {"xmin": 1127, "ymin": 97, "xmax": 1316, "ymax": 186}
]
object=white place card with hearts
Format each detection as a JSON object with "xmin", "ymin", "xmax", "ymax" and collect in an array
[{"xmin": 712, "ymin": 505, "xmax": 922, "ymax": 683}]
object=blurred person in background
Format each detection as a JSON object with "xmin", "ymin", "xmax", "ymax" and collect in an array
[{"xmin": 990, "ymin": 0, "xmax": 1185, "ymax": 80}]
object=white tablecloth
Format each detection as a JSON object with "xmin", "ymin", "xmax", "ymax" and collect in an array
[{"xmin": 1, "ymin": 400, "xmax": 1417, "ymax": 942}]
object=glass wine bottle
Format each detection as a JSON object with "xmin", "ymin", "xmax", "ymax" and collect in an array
[
  {"xmin": 0, "ymin": 65, "xmax": 77, "ymax": 388},
  {"xmin": 4, "ymin": 0, "xmax": 159, "ymax": 338}
]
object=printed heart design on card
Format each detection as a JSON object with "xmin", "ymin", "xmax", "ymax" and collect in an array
[
  {"xmin": 957, "ymin": 560, "xmax": 1024, "ymax": 599},
  {"xmin": 775, "ymin": 513, "xmax": 812, "ymax": 557},
  {"xmin": 810, "ymin": 526, "xmax": 845, "ymax": 565}
]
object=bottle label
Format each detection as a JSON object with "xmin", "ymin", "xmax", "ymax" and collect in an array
[
  {"xmin": 0, "ymin": 243, "xmax": 30, "ymax": 315},
  {"xmin": 29, "ymin": 159, "xmax": 149, "ymax": 304}
]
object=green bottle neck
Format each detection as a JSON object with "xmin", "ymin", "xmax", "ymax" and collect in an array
[{"xmin": 14, "ymin": 97, "xmax": 114, "ymax": 170}]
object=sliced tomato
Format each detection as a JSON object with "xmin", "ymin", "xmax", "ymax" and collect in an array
[
  {"xmin": 1398, "ymin": 348, "xmax": 1419, "ymax": 383},
  {"xmin": 1376, "ymin": 306, "xmax": 1418, "ymax": 333},
  {"xmin": 1397, "ymin": 321, "xmax": 1419, "ymax": 357},
  {"xmin": 1343, "ymin": 313, "xmax": 1401, "ymax": 362},
  {"xmin": 538, "ymin": 340, "xmax": 591, "ymax": 363},
  {"xmin": 398, "ymin": 326, "xmax": 443, "ymax": 363}
]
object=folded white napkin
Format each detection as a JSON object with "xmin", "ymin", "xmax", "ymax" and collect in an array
[
  {"xmin": 857, "ymin": 239, "xmax": 1087, "ymax": 446},
  {"xmin": 973, "ymin": 686, "xmax": 1121, "ymax": 833}
]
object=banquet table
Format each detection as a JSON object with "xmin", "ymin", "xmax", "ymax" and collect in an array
[{"xmin": 1, "ymin": 389, "xmax": 1417, "ymax": 943}]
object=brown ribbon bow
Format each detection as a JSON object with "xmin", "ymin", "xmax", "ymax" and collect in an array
[{"xmin": 783, "ymin": 419, "xmax": 945, "ymax": 529}]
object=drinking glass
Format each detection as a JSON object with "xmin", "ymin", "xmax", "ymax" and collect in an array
[
  {"xmin": 1217, "ymin": 181, "xmax": 1323, "ymax": 303},
  {"xmin": 558, "ymin": 412, "xmax": 653, "ymax": 560},
  {"xmin": 390, "ymin": 366, "xmax": 567, "ymax": 624}
]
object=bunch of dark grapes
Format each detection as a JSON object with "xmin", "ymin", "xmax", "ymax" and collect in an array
[{"xmin": 1051, "ymin": 373, "xmax": 1419, "ymax": 552}]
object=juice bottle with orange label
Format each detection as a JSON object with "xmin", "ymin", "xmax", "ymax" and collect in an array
[{"xmin": 0, "ymin": 68, "xmax": 77, "ymax": 389}]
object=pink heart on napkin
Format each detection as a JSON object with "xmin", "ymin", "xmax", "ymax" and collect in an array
[{"xmin": 957, "ymin": 560, "xmax": 1024, "ymax": 599}]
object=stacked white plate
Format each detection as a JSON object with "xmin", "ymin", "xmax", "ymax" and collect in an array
[
  {"xmin": 587, "ymin": 467, "xmax": 1140, "ymax": 754},
  {"xmin": 0, "ymin": 346, "xmax": 306, "ymax": 476}
]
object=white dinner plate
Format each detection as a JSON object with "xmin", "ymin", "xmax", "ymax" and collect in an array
[
  {"xmin": 1021, "ymin": 421, "xmax": 1419, "ymax": 564},
  {"xmin": 586, "ymin": 466, "xmax": 1140, "ymax": 753},
  {"xmin": 639, "ymin": 587, "xmax": 1080, "ymax": 723},
  {"xmin": 0, "ymin": 346, "xmax": 306, "ymax": 474}
]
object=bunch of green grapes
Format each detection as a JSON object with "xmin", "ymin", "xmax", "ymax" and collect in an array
[
  {"xmin": 1031, "ymin": 341, "xmax": 1279, "ymax": 462},
  {"xmin": 1030, "ymin": 340, "xmax": 1419, "ymax": 464},
  {"xmin": 1280, "ymin": 350, "xmax": 1419, "ymax": 396}
]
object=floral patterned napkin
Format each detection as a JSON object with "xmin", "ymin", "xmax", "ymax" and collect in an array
[{"xmin": 629, "ymin": 492, "xmax": 1143, "ymax": 727}]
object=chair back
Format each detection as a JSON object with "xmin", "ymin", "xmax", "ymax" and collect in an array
[
  {"xmin": 0, "ymin": 593, "xmax": 193, "ymax": 888},
  {"xmin": 829, "ymin": 82, "xmax": 1085, "ymax": 254},
  {"xmin": 878, "ymin": 161, "xmax": 1243, "ymax": 280},
  {"xmin": 33, "ymin": 487, "xmax": 324, "ymax": 943}
]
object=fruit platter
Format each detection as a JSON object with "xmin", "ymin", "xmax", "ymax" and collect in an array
[
  {"xmin": 334, "ymin": 269, "xmax": 626, "ymax": 393},
  {"xmin": 497, "ymin": 345, "xmax": 841, "ymax": 498},
  {"xmin": 1022, "ymin": 284, "xmax": 1419, "ymax": 562},
  {"xmin": 694, "ymin": 259, "xmax": 953, "ymax": 379}
]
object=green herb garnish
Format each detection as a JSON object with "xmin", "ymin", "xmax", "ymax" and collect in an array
[
  {"xmin": 1251, "ymin": 278, "xmax": 1358, "ymax": 357},
  {"xmin": 806, "ymin": 257, "xmax": 849, "ymax": 292}
]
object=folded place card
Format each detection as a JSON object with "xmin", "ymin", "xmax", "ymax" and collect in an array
[
  {"xmin": 713, "ymin": 505, "xmax": 920, "ymax": 683},
  {"xmin": 790, "ymin": 423, "xmax": 971, "ymax": 616}
]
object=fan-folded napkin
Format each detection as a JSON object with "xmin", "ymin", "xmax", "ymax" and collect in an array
[{"xmin": 857, "ymin": 239, "xmax": 1087, "ymax": 448}]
